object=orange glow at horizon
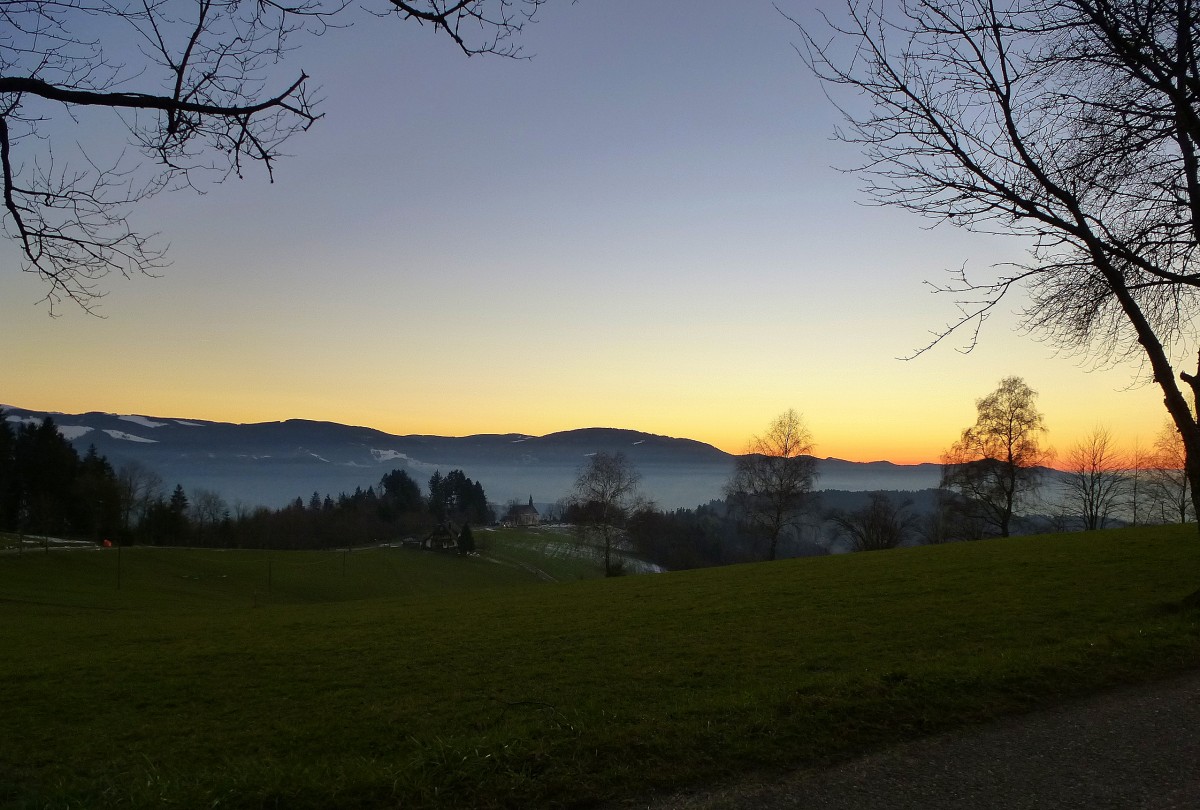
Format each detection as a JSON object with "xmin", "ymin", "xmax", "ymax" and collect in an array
[{"xmin": 2, "ymin": 386, "xmax": 1171, "ymax": 470}]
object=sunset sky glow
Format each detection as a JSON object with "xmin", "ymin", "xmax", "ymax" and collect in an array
[{"xmin": 1, "ymin": 0, "xmax": 1176, "ymax": 465}]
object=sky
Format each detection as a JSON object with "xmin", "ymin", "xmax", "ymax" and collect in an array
[{"xmin": 0, "ymin": 0, "xmax": 1178, "ymax": 464}]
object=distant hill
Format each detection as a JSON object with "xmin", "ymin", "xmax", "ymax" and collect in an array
[{"xmin": 1, "ymin": 405, "xmax": 943, "ymax": 510}]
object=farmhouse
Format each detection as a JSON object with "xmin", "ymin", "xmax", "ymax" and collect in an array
[{"xmin": 422, "ymin": 522, "xmax": 458, "ymax": 552}]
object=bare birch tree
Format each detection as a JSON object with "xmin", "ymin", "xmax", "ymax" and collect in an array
[
  {"xmin": 940, "ymin": 377, "xmax": 1048, "ymax": 537},
  {"xmin": 725, "ymin": 409, "xmax": 818, "ymax": 561},
  {"xmin": 571, "ymin": 452, "xmax": 646, "ymax": 577}
]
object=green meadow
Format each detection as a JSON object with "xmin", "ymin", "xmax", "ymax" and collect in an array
[{"xmin": 3, "ymin": 526, "xmax": 1200, "ymax": 808}]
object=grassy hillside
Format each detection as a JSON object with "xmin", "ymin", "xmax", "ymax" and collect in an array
[
  {"xmin": 0, "ymin": 541, "xmax": 547, "ymax": 609},
  {"xmin": 480, "ymin": 525, "xmax": 615, "ymax": 581},
  {"xmin": 3, "ymin": 526, "xmax": 1200, "ymax": 808}
]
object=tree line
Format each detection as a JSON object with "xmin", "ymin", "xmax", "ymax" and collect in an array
[
  {"xmin": 0, "ymin": 416, "xmax": 123, "ymax": 540},
  {"xmin": 140, "ymin": 466, "xmax": 492, "ymax": 550},
  {"xmin": 935, "ymin": 377, "xmax": 1193, "ymax": 541},
  {"xmin": 564, "ymin": 392, "xmax": 1196, "ymax": 575},
  {"xmin": 563, "ymin": 410, "xmax": 826, "ymax": 575},
  {"xmin": 0, "ymin": 412, "xmax": 491, "ymax": 550},
  {"xmin": 797, "ymin": 0, "xmax": 1200, "ymax": 573}
]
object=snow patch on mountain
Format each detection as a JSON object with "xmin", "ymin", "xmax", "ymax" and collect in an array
[
  {"xmin": 371, "ymin": 449, "xmax": 412, "ymax": 463},
  {"xmin": 102, "ymin": 429, "xmax": 158, "ymax": 443},
  {"xmin": 59, "ymin": 425, "xmax": 94, "ymax": 440},
  {"xmin": 5, "ymin": 414, "xmax": 94, "ymax": 442},
  {"xmin": 119, "ymin": 415, "xmax": 168, "ymax": 429},
  {"xmin": 175, "ymin": 419, "xmax": 205, "ymax": 427}
]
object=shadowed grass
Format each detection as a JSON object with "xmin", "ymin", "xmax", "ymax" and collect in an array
[
  {"xmin": 2, "ymin": 525, "xmax": 1199, "ymax": 808},
  {"xmin": 0, "ymin": 543, "xmax": 542, "ymax": 610}
]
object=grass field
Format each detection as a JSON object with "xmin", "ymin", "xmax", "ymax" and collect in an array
[
  {"xmin": 3, "ymin": 526, "xmax": 1200, "ymax": 808},
  {"xmin": 480, "ymin": 525, "xmax": 615, "ymax": 582}
]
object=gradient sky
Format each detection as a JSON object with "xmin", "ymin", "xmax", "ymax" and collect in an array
[{"xmin": 1, "ymin": 0, "xmax": 1177, "ymax": 463}]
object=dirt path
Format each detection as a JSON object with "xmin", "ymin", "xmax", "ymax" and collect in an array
[{"xmin": 614, "ymin": 671, "xmax": 1200, "ymax": 809}]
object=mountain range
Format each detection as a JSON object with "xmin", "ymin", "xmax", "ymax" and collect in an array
[{"xmin": 2, "ymin": 405, "xmax": 943, "ymax": 510}]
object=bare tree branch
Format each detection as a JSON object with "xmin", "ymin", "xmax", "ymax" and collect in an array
[
  {"xmin": 796, "ymin": 0, "xmax": 1200, "ymax": 539},
  {"xmin": 1, "ymin": 0, "xmax": 546, "ymax": 310}
]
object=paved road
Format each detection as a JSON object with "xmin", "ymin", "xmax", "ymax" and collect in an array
[{"xmin": 622, "ymin": 672, "xmax": 1200, "ymax": 809}]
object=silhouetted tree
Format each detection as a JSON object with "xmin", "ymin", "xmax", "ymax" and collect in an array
[
  {"xmin": 169, "ymin": 485, "xmax": 189, "ymax": 516},
  {"xmin": 3, "ymin": 0, "xmax": 547, "ymax": 309},
  {"xmin": 1124, "ymin": 438, "xmax": 1152, "ymax": 526},
  {"xmin": 13, "ymin": 417, "xmax": 79, "ymax": 536},
  {"xmin": 1061, "ymin": 426, "xmax": 1128, "ymax": 531},
  {"xmin": 0, "ymin": 417, "xmax": 128, "ymax": 541},
  {"xmin": 798, "ymin": 0, "xmax": 1200, "ymax": 544},
  {"xmin": 190, "ymin": 488, "xmax": 228, "ymax": 544},
  {"xmin": 941, "ymin": 378, "xmax": 1048, "ymax": 537},
  {"xmin": 380, "ymin": 469, "xmax": 423, "ymax": 514},
  {"xmin": 75, "ymin": 446, "xmax": 121, "ymax": 540},
  {"xmin": 429, "ymin": 469, "xmax": 490, "ymax": 524},
  {"xmin": 829, "ymin": 492, "xmax": 919, "ymax": 552},
  {"xmin": 1150, "ymin": 420, "xmax": 1194, "ymax": 524},
  {"xmin": 428, "ymin": 471, "xmax": 446, "ymax": 519},
  {"xmin": 570, "ymin": 452, "xmax": 646, "ymax": 577},
  {"xmin": 0, "ymin": 415, "xmax": 17, "ymax": 530},
  {"xmin": 116, "ymin": 461, "xmax": 163, "ymax": 532},
  {"xmin": 458, "ymin": 523, "xmax": 476, "ymax": 555},
  {"xmin": 161, "ymin": 484, "xmax": 191, "ymax": 544},
  {"xmin": 725, "ymin": 409, "xmax": 818, "ymax": 561}
]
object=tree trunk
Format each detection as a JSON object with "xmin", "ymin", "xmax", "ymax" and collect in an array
[{"xmin": 1173, "ymin": 359, "xmax": 1200, "ymax": 606}]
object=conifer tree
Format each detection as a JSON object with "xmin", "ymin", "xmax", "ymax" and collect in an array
[{"xmin": 458, "ymin": 523, "xmax": 476, "ymax": 555}]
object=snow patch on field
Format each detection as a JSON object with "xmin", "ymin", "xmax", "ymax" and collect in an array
[
  {"xmin": 119, "ymin": 415, "xmax": 168, "ymax": 429},
  {"xmin": 102, "ymin": 429, "xmax": 158, "ymax": 443},
  {"xmin": 539, "ymin": 541, "xmax": 664, "ymax": 573},
  {"xmin": 505, "ymin": 528, "xmax": 666, "ymax": 574}
]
